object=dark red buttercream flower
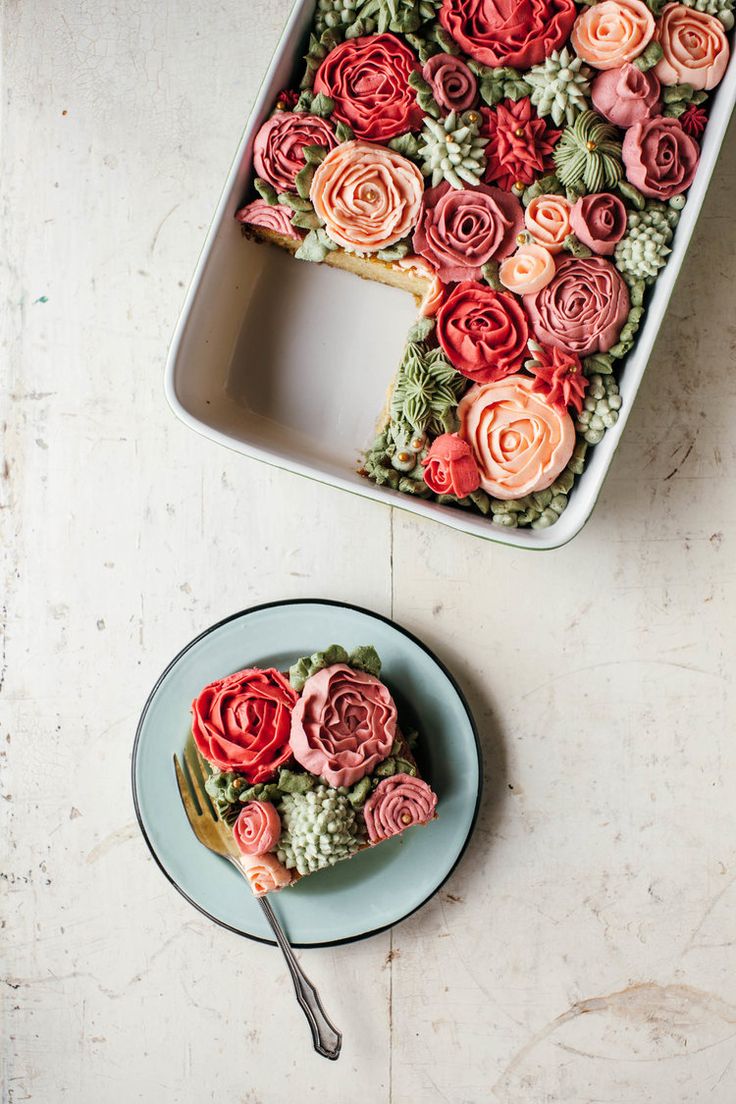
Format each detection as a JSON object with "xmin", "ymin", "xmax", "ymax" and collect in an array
[
  {"xmin": 526, "ymin": 341, "xmax": 588, "ymax": 414},
  {"xmin": 679, "ymin": 104, "xmax": 708, "ymax": 139},
  {"xmin": 482, "ymin": 99, "xmax": 560, "ymax": 193},
  {"xmin": 438, "ymin": 0, "xmax": 577, "ymax": 69}
]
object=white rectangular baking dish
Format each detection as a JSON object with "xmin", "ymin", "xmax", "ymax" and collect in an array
[{"xmin": 164, "ymin": 0, "xmax": 736, "ymax": 550}]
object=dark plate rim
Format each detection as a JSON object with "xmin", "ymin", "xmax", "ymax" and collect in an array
[{"xmin": 131, "ymin": 597, "xmax": 483, "ymax": 949}]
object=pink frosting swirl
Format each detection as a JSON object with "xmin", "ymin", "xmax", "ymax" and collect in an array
[
  {"xmin": 568, "ymin": 193, "xmax": 627, "ymax": 256},
  {"xmin": 524, "ymin": 256, "xmax": 630, "ymax": 356},
  {"xmin": 591, "ymin": 64, "xmax": 661, "ymax": 127},
  {"xmin": 458, "ymin": 375, "xmax": 576, "ymax": 498},
  {"xmin": 310, "ymin": 141, "xmax": 424, "ymax": 253},
  {"xmin": 423, "ymin": 53, "xmax": 478, "ymax": 112},
  {"xmin": 412, "ymin": 182, "xmax": 523, "ymax": 282},
  {"xmin": 240, "ymin": 853, "xmax": 292, "ymax": 897},
  {"xmin": 363, "ymin": 774, "xmax": 438, "ymax": 843},
  {"xmin": 252, "ymin": 112, "xmax": 337, "ymax": 193},
  {"xmin": 571, "ymin": 0, "xmax": 655, "ymax": 70},
  {"xmin": 437, "ymin": 280, "xmax": 530, "ymax": 383},
  {"xmin": 621, "ymin": 115, "xmax": 700, "ymax": 199},
  {"xmin": 524, "ymin": 194, "xmax": 571, "ymax": 255},
  {"xmin": 421, "ymin": 433, "xmax": 481, "ymax": 497},
  {"xmin": 235, "ymin": 200, "xmax": 302, "ymax": 241},
  {"xmin": 654, "ymin": 3, "xmax": 730, "ymax": 91},
  {"xmin": 290, "ymin": 664, "xmax": 397, "ymax": 788},
  {"xmin": 233, "ymin": 801, "xmax": 281, "ymax": 855}
]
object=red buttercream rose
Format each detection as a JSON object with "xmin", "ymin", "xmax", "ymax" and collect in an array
[
  {"xmin": 192, "ymin": 667, "xmax": 298, "ymax": 781},
  {"xmin": 412, "ymin": 181, "xmax": 523, "ymax": 282},
  {"xmin": 568, "ymin": 193, "xmax": 627, "ymax": 256},
  {"xmin": 421, "ymin": 434, "xmax": 481, "ymax": 497},
  {"xmin": 524, "ymin": 256, "xmax": 630, "ymax": 356},
  {"xmin": 437, "ymin": 280, "xmax": 529, "ymax": 383},
  {"xmin": 439, "ymin": 0, "xmax": 577, "ymax": 68},
  {"xmin": 621, "ymin": 116, "xmax": 700, "ymax": 200},
  {"xmin": 482, "ymin": 99, "xmax": 560, "ymax": 193},
  {"xmin": 252, "ymin": 111, "xmax": 338, "ymax": 192},
  {"xmin": 313, "ymin": 34, "xmax": 422, "ymax": 142}
]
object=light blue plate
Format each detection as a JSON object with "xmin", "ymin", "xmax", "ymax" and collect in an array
[{"xmin": 132, "ymin": 599, "xmax": 481, "ymax": 947}]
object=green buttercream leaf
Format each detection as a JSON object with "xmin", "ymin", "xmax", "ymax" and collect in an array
[
  {"xmin": 481, "ymin": 259, "xmax": 504, "ymax": 290},
  {"xmin": 394, "ymin": 757, "xmax": 418, "ymax": 776},
  {"xmin": 278, "ymin": 192, "xmax": 313, "ymax": 212},
  {"xmin": 335, "ymin": 120, "xmax": 354, "ymax": 142},
  {"xmin": 277, "ymin": 769, "xmax": 315, "ymax": 795},
  {"xmin": 406, "ymin": 317, "xmax": 435, "ymax": 343},
  {"xmin": 633, "ymin": 40, "xmax": 663, "ymax": 71},
  {"xmin": 349, "ymin": 644, "xmax": 382, "ymax": 678},
  {"xmin": 295, "ymin": 162, "xmax": 315, "ymax": 200},
  {"xmin": 374, "ymin": 757, "xmax": 397, "ymax": 778},
  {"xmin": 562, "ymin": 233, "xmax": 592, "ymax": 258},
  {"xmin": 302, "ymin": 144, "xmax": 328, "ymax": 166},
  {"xmin": 388, "ymin": 132, "xmax": 422, "ymax": 159},
  {"xmin": 582, "ymin": 352, "xmax": 614, "ymax": 376},
  {"xmin": 348, "ymin": 776, "xmax": 373, "ymax": 809},
  {"xmin": 289, "ymin": 644, "xmax": 350, "ymax": 690},
  {"xmin": 291, "ymin": 209, "xmax": 322, "ymax": 231},
  {"xmin": 377, "ymin": 238, "xmax": 411, "ymax": 261},
  {"xmin": 254, "ymin": 177, "xmax": 279, "ymax": 205},
  {"xmin": 311, "ymin": 92, "xmax": 335, "ymax": 117},
  {"xmin": 618, "ymin": 180, "xmax": 646, "ymax": 210}
]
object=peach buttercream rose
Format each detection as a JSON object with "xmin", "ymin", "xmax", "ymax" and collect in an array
[
  {"xmin": 524, "ymin": 194, "xmax": 572, "ymax": 255},
  {"xmin": 240, "ymin": 853, "xmax": 292, "ymax": 897},
  {"xmin": 310, "ymin": 141, "xmax": 424, "ymax": 253},
  {"xmin": 571, "ymin": 0, "xmax": 655, "ymax": 70},
  {"xmin": 654, "ymin": 3, "xmax": 730, "ymax": 91},
  {"xmin": 499, "ymin": 245, "xmax": 556, "ymax": 294},
  {"xmin": 458, "ymin": 375, "xmax": 576, "ymax": 498}
]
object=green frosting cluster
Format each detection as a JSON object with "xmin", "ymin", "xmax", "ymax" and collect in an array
[
  {"xmin": 205, "ymin": 766, "xmax": 315, "ymax": 822},
  {"xmin": 662, "ymin": 83, "xmax": 709, "ymax": 118},
  {"xmin": 614, "ymin": 201, "xmax": 682, "ymax": 285},
  {"xmin": 576, "ymin": 375, "xmax": 623, "ymax": 444},
  {"xmin": 466, "ymin": 61, "xmax": 531, "ymax": 106},
  {"xmin": 418, "ymin": 110, "xmax": 489, "ymax": 189},
  {"xmin": 680, "ymin": 0, "xmax": 734, "ymax": 29},
  {"xmin": 489, "ymin": 444, "xmax": 588, "ymax": 529},
  {"xmin": 288, "ymin": 643, "xmax": 382, "ymax": 691},
  {"xmin": 525, "ymin": 48, "xmax": 592, "ymax": 127},
  {"xmin": 277, "ymin": 785, "xmax": 363, "ymax": 875},
  {"xmin": 553, "ymin": 110, "xmax": 623, "ymax": 194},
  {"xmin": 390, "ymin": 340, "xmax": 467, "ymax": 436}
]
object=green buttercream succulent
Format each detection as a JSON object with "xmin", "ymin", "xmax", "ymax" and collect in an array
[
  {"xmin": 313, "ymin": 0, "xmax": 374, "ymax": 35},
  {"xmin": 614, "ymin": 202, "xmax": 681, "ymax": 285},
  {"xmin": 289, "ymin": 643, "xmax": 382, "ymax": 690},
  {"xmin": 525, "ymin": 48, "xmax": 592, "ymax": 126},
  {"xmin": 662, "ymin": 83, "xmax": 709, "ymax": 118},
  {"xmin": 277, "ymin": 786, "xmax": 363, "ymax": 875},
  {"xmin": 418, "ymin": 110, "xmax": 488, "ymax": 189},
  {"xmin": 576, "ymin": 375, "xmax": 622, "ymax": 444},
  {"xmin": 680, "ymin": 0, "xmax": 734, "ymax": 29},
  {"xmin": 363, "ymin": 422, "xmax": 433, "ymax": 497},
  {"xmin": 489, "ymin": 444, "xmax": 588, "ymax": 529},
  {"xmin": 390, "ymin": 341, "xmax": 467, "ymax": 436},
  {"xmin": 300, "ymin": 30, "xmax": 342, "ymax": 90},
  {"xmin": 314, "ymin": 0, "xmax": 439, "ymax": 36},
  {"xmin": 553, "ymin": 110, "xmax": 623, "ymax": 193}
]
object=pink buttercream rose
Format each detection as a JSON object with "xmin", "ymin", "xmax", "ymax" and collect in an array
[
  {"xmin": 310, "ymin": 141, "xmax": 424, "ymax": 253},
  {"xmin": 524, "ymin": 194, "xmax": 571, "ymax": 255},
  {"xmin": 235, "ymin": 200, "xmax": 302, "ymax": 241},
  {"xmin": 363, "ymin": 775, "xmax": 438, "ymax": 843},
  {"xmin": 421, "ymin": 433, "xmax": 481, "ymax": 497},
  {"xmin": 591, "ymin": 64, "xmax": 662, "ymax": 127},
  {"xmin": 290, "ymin": 664, "xmax": 397, "ymax": 788},
  {"xmin": 571, "ymin": 0, "xmax": 655, "ymax": 69},
  {"xmin": 524, "ymin": 256, "xmax": 630, "ymax": 356},
  {"xmin": 569, "ymin": 193, "xmax": 627, "ymax": 256},
  {"xmin": 654, "ymin": 3, "xmax": 730, "ymax": 91},
  {"xmin": 252, "ymin": 112, "xmax": 337, "ymax": 193},
  {"xmin": 233, "ymin": 801, "xmax": 281, "ymax": 856},
  {"xmin": 437, "ymin": 281, "xmax": 530, "ymax": 383},
  {"xmin": 458, "ymin": 375, "xmax": 575, "ymax": 498},
  {"xmin": 621, "ymin": 116, "xmax": 700, "ymax": 199},
  {"xmin": 438, "ymin": 0, "xmax": 578, "ymax": 69},
  {"xmin": 422, "ymin": 53, "xmax": 478, "ymax": 112},
  {"xmin": 499, "ymin": 245, "xmax": 556, "ymax": 295},
  {"xmin": 412, "ymin": 182, "xmax": 523, "ymax": 282},
  {"xmin": 240, "ymin": 853, "xmax": 292, "ymax": 897}
]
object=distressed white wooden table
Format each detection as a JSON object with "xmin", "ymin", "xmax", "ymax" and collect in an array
[{"xmin": 2, "ymin": 3, "xmax": 736, "ymax": 1101}]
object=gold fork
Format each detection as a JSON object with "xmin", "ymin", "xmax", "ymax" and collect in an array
[{"xmin": 173, "ymin": 745, "xmax": 342, "ymax": 1061}]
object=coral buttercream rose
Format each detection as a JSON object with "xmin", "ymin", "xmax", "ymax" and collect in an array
[
  {"xmin": 482, "ymin": 98, "xmax": 560, "ymax": 193},
  {"xmin": 569, "ymin": 193, "xmax": 627, "ymax": 256},
  {"xmin": 654, "ymin": 3, "xmax": 729, "ymax": 91},
  {"xmin": 313, "ymin": 34, "xmax": 422, "ymax": 142},
  {"xmin": 233, "ymin": 801, "xmax": 282, "ymax": 855},
  {"xmin": 571, "ymin": 0, "xmax": 655, "ymax": 70},
  {"xmin": 524, "ymin": 194, "xmax": 572, "ymax": 254},
  {"xmin": 290, "ymin": 664, "xmax": 397, "ymax": 788},
  {"xmin": 423, "ymin": 53, "xmax": 478, "ymax": 113},
  {"xmin": 310, "ymin": 141, "xmax": 424, "ymax": 253},
  {"xmin": 421, "ymin": 433, "xmax": 481, "ymax": 497},
  {"xmin": 458, "ymin": 375, "xmax": 576, "ymax": 498},
  {"xmin": 236, "ymin": 200, "xmax": 302, "ymax": 241},
  {"xmin": 252, "ymin": 112, "xmax": 337, "ymax": 192},
  {"xmin": 621, "ymin": 116, "xmax": 699, "ymax": 199},
  {"xmin": 524, "ymin": 256, "xmax": 630, "ymax": 356},
  {"xmin": 437, "ymin": 281, "xmax": 529, "ymax": 383},
  {"xmin": 591, "ymin": 64, "xmax": 661, "ymax": 127},
  {"xmin": 499, "ymin": 245, "xmax": 556, "ymax": 294},
  {"xmin": 240, "ymin": 853, "xmax": 292, "ymax": 897},
  {"xmin": 438, "ymin": 0, "xmax": 577, "ymax": 69},
  {"xmin": 363, "ymin": 775, "xmax": 438, "ymax": 843},
  {"xmin": 412, "ymin": 182, "xmax": 523, "ymax": 282},
  {"xmin": 192, "ymin": 668, "xmax": 297, "ymax": 781}
]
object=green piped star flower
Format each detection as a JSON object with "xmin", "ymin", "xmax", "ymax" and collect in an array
[
  {"xmin": 526, "ymin": 48, "xmax": 592, "ymax": 127},
  {"xmin": 418, "ymin": 110, "xmax": 488, "ymax": 189},
  {"xmin": 553, "ymin": 110, "xmax": 623, "ymax": 193}
]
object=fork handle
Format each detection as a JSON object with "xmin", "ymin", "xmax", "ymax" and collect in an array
[{"xmin": 257, "ymin": 895, "xmax": 342, "ymax": 1061}]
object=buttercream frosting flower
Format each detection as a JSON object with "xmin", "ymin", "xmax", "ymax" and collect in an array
[
  {"xmin": 569, "ymin": 192, "xmax": 627, "ymax": 256},
  {"xmin": 310, "ymin": 141, "xmax": 424, "ymax": 253},
  {"xmin": 252, "ymin": 112, "xmax": 337, "ymax": 192},
  {"xmin": 571, "ymin": 0, "xmax": 655, "ymax": 70},
  {"xmin": 438, "ymin": 0, "xmax": 577, "ymax": 69},
  {"xmin": 591, "ymin": 64, "xmax": 662, "ymax": 127},
  {"xmin": 290, "ymin": 664, "xmax": 397, "ymax": 788},
  {"xmin": 524, "ymin": 256, "xmax": 630, "ymax": 356},
  {"xmin": 192, "ymin": 668, "xmax": 298, "ymax": 781},
  {"xmin": 421, "ymin": 433, "xmax": 481, "ymax": 497},
  {"xmin": 240, "ymin": 853, "xmax": 293, "ymax": 896},
  {"xmin": 363, "ymin": 774, "xmax": 438, "ymax": 843},
  {"xmin": 397, "ymin": 256, "xmax": 447, "ymax": 316},
  {"xmin": 498, "ymin": 244, "xmax": 556, "ymax": 294},
  {"xmin": 313, "ymin": 34, "xmax": 422, "ymax": 142},
  {"xmin": 458, "ymin": 375, "xmax": 576, "ymax": 498},
  {"xmin": 526, "ymin": 340, "xmax": 589, "ymax": 414},
  {"xmin": 412, "ymin": 182, "xmax": 523, "ymax": 282},
  {"xmin": 679, "ymin": 103, "xmax": 708, "ymax": 138},
  {"xmin": 423, "ymin": 53, "xmax": 478, "ymax": 113},
  {"xmin": 436, "ymin": 281, "xmax": 529, "ymax": 383},
  {"xmin": 654, "ymin": 3, "xmax": 730, "ymax": 91},
  {"xmin": 482, "ymin": 98, "xmax": 560, "ymax": 193},
  {"xmin": 621, "ymin": 116, "xmax": 700, "ymax": 199},
  {"xmin": 235, "ymin": 200, "xmax": 302, "ymax": 241},
  {"xmin": 524, "ymin": 194, "xmax": 572, "ymax": 254},
  {"xmin": 233, "ymin": 801, "xmax": 282, "ymax": 855}
]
